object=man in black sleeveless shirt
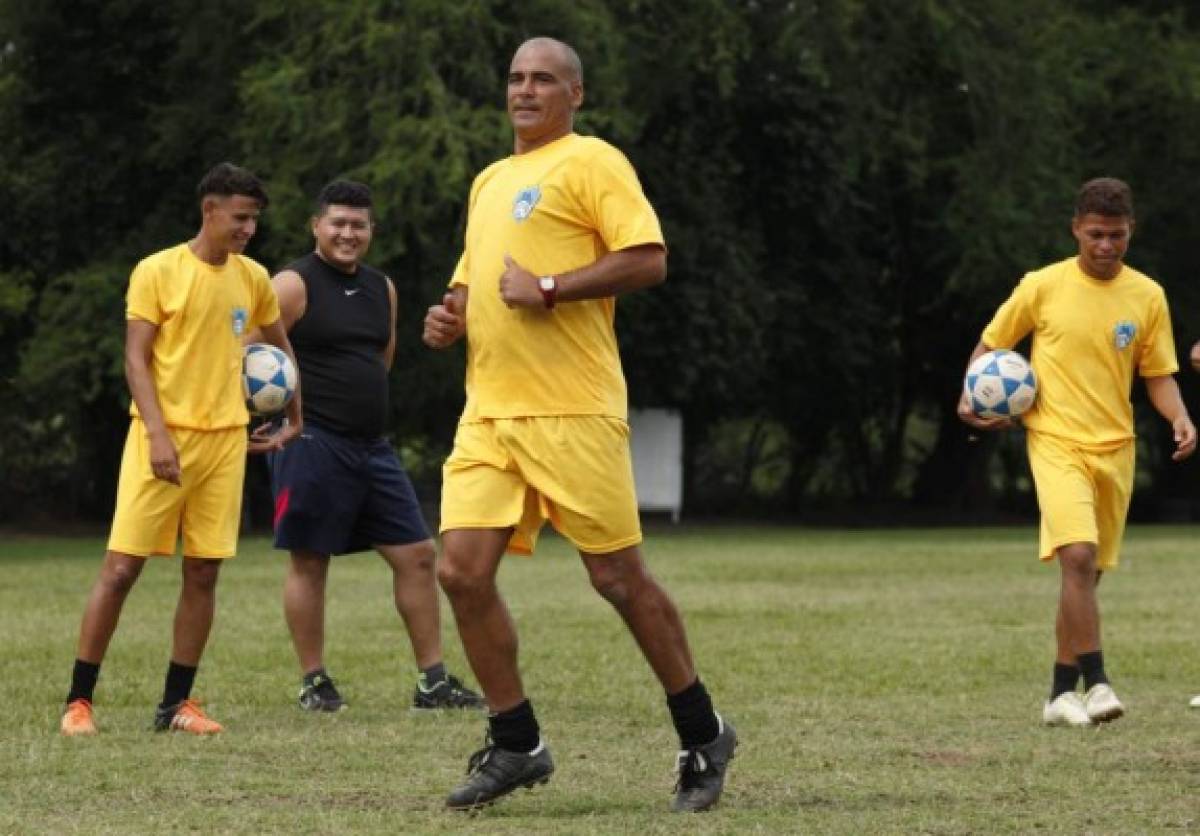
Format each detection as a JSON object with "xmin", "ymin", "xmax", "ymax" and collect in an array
[{"xmin": 257, "ymin": 180, "xmax": 481, "ymax": 712}]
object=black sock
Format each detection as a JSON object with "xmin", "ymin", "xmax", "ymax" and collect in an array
[
  {"xmin": 667, "ymin": 678, "xmax": 720, "ymax": 748},
  {"xmin": 489, "ymin": 699, "xmax": 540, "ymax": 753},
  {"xmin": 160, "ymin": 661, "xmax": 198, "ymax": 710},
  {"xmin": 1077, "ymin": 651, "xmax": 1109, "ymax": 690},
  {"xmin": 1050, "ymin": 662, "xmax": 1080, "ymax": 700},
  {"xmin": 419, "ymin": 662, "xmax": 447, "ymax": 687},
  {"xmin": 67, "ymin": 659, "xmax": 100, "ymax": 704}
]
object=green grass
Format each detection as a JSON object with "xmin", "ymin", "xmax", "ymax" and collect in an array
[{"xmin": 3, "ymin": 525, "xmax": 1200, "ymax": 834}]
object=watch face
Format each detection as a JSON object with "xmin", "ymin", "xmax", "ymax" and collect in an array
[{"xmin": 539, "ymin": 276, "xmax": 555, "ymax": 291}]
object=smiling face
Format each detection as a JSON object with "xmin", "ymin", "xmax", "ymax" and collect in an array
[
  {"xmin": 506, "ymin": 39, "xmax": 583, "ymax": 154},
  {"xmin": 202, "ymin": 194, "xmax": 262, "ymax": 255},
  {"xmin": 1072, "ymin": 213, "xmax": 1133, "ymax": 280},
  {"xmin": 312, "ymin": 204, "xmax": 372, "ymax": 272}
]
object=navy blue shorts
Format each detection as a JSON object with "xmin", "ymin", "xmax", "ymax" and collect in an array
[{"xmin": 269, "ymin": 424, "xmax": 430, "ymax": 556}]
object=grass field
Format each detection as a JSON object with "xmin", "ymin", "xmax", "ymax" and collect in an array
[{"xmin": 3, "ymin": 525, "xmax": 1200, "ymax": 834}]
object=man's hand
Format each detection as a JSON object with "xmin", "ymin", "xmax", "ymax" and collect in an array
[
  {"xmin": 148, "ymin": 428, "xmax": 181, "ymax": 486},
  {"xmin": 956, "ymin": 389, "xmax": 1016, "ymax": 433},
  {"xmin": 247, "ymin": 418, "xmax": 301, "ymax": 455},
  {"xmin": 424, "ymin": 292, "xmax": 466, "ymax": 348},
  {"xmin": 1172, "ymin": 413, "xmax": 1197, "ymax": 461},
  {"xmin": 1190, "ymin": 338, "xmax": 1200, "ymax": 372},
  {"xmin": 498, "ymin": 254, "xmax": 544, "ymax": 309}
]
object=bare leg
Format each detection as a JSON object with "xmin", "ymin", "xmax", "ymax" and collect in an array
[
  {"xmin": 76, "ymin": 550, "xmax": 147, "ymax": 663},
  {"xmin": 378, "ymin": 539, "xmax": 442, "ymax": 670},
  {"xmin": 171, "ymin": 557, "xmax": 222, "ymax": 665},
  {"xmin": 436, "ymin": 528, "xmax": 522, "ymax": 711},
  {"xmin": 1056, "ymin": 542, "xmax": 1101, "ymax": 663},
  {"xmin": 581, "ymin": 545, "xmax": 697, "ymax": 694},
  {"xmin": 283, "ymin": 550, "xmax": 329, "ymax": 674}
]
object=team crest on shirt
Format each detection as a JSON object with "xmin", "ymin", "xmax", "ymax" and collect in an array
[
  {"xmin": 231, "ymin": 307, "xmax": 248, "ymax": 336},
  {"xmin": 1113, "ymin": 320, "xmax": 1136, "ymax": 350},
  {"xmin": 512, "ymin": 186, "xmax": 541, "ymax": 222}
]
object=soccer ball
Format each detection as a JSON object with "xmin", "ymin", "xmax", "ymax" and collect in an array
[
  {"xmin": 964, "ymin": 349, "xmax": 1037, "ymax": 419},
  {"xmin": 242, "ymin": 343, "xmax": 297, "ymax": 416}
]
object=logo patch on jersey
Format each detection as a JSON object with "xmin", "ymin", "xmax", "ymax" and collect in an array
[
  {"xmin": 512, "ymin": 186, "xmax": 541, "ymax": 222},
  {"xmin": 231, "ymin": 307, "xmax": 248, "ymax": 336},
  {"xmin": 1113, "ymin": 320, "xmax": 1136, "ymax": 350}
]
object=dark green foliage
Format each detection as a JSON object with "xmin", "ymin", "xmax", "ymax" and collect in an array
[{"xmin": 3, "ymin": 0, "xmax": 1200, "ymax": 520}]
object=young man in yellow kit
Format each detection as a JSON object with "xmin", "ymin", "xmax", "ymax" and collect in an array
[
  {"xmin": 959, "ymin": 177, "xmax": 1195, "ymax": 727},
  {"xmin": 60, "ymin": 163, "xmax": 302, "ymax": 736},
  {"xmin": 424, "ymin": 37, "xmax": 735, "ymax": 812}
]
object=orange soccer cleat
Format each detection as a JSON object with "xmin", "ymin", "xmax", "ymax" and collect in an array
[
  {"xmin": 61, "ymin": 698, "xmax": 98, "ymax": 736},
  {"xmin": 154, "ymin": 699, "xmax": 224, "ymax": 735}
]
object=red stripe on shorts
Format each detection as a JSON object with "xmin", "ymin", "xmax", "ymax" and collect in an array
[{"xmin": 273, "ymin": 486, "xmax": 291, "ymax": 529}]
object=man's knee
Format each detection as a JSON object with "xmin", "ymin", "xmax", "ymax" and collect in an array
[
  {"xmin": 289, "ymin": 550, "xmax": 330, "ymax": 580},
  {"xmin": 382, "ymin": 540, "xmax": 436, "ymax": 576},
  {"xmin": 436, "ymin": 550, "xmax": 493, "ymax": 599},
  {"xmin": 586, "ymin": 554, "xmax": 651, "ymax": 608},
  {"xmin": 1058, "ymin": 543, "xmax": 1098, "ymax": 576},
  {"xmin": 182, "ymin": 558, "xmax": 222, "ymax": 592},
  {"xmin": 99, "ymin": 551, "xmax": 145, "ymax": 595}
]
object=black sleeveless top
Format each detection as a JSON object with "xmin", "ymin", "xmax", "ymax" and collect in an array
[{"xmin": 286, "ymin": 252, "xmax": 391, "ymax": 439}]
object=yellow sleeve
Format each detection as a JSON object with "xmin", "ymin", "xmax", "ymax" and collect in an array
[
  {"xmin": 583, "ymin": 145, "xmax": 665, "ymax": 252},
  {"xmin": 981, "ymin": 275, "xmax": 1037, "ymax": 349},
  {"xmin": 449, "ymin": 170, "xmax": 489, "ymax": 288},
  {"xmin": 248, "ymin": 262, "xmax": 281, "ymax": 328},
  {"xmin": 125, "ymin": 259, "xmax": 162, "ymax": 324},
  {"xmin": 448, "ymin": 253, "xmax": 468, "ymax": 289},
  {"xmin": 1139, "ymin": 289, "xmax": 1179, "ymax": 377}
]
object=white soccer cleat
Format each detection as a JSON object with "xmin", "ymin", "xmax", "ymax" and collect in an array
[
  {"xmin": 1189, "ymin": 694, "xmax": 1200, "ymax": 709},
  {"xmin": 1084, "ymin": 684, "xmax": 1124, "ymax": 724},
  {"xmin": 1042, "ymin": 692, "xmax": 1093, "ymax": 727}
]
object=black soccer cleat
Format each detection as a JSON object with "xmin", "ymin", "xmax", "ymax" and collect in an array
[
  {"xmin": 298, "ymin": 671, "xmax": 346, "ymax": 712},
  {"xmin": 412, "ymin": 674, "xmax": 485, "ymax": 710},
  {"xmin": 445, "ymin": 736, "xmax": 555, "ymax": 811},
  {"xmin": 672, "ymin": 715, "xmax": 738, "ymax": 812}
]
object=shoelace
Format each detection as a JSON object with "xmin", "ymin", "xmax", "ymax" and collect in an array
[
  {"xmin": 675, "ymin": 749, "xmax": 712, "ymax": 791},
  {"xmin": 466, "ymin": 742, "xmax": 496, "ymax": 776}
]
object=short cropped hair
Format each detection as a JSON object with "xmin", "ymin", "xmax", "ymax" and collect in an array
[
  {"xmin": 1075, "ymin": 177, "xmax": 1133, "ymax": 219},
  {"xmin": 315, "ymin": 179, "xmax": 373, "ymax": 216},
  {"xmin": 196, "ymin": 162, "xmax": 269, "ymax": 207}
]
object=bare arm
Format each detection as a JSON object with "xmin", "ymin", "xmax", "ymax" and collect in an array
[
  {"xmin": 499, "ymin": 244, "xmax": 667, "ymax": 308},
  {"xmin": 384, "ymin": 276, "xmax": 397, "ymax": 370},
  {"xmin": 956, "ymin": 340, "xmax": 1015, "ymax": 432},
  {"xmin": 1145, "ymin": 374, "xmax": 1196, "ymax": 461},
  {"xmin": 423, "ymin": 285, "xmax": 469, "ymax": 349},
  {"xmin": 125, "ymin": 319, "xmax": 180, "ymax": 485},
  {"xmin": 243, "ymin": 270, "xmax": 307, "ymax": 344}
]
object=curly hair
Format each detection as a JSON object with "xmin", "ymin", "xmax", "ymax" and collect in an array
[
  {"xmin": 196, "ymin": 162, "xmax": 269, "ymax": 207},
  {"xmin": 1075, "ymin": 177, "xmax": 1133, "ymax": 219},
  {"xmin": 315, "ymin": 179, "xmax": 372, "ymax": 216}
]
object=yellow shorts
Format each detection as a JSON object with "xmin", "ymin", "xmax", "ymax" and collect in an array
[
  {"xmin": 1027, "ymin": 431, "xmax": 1134, "ymax": 571},
  {"xmin": 107, "ymin": 419, "xmax": 248, "ymax": 559},
  {"xmin": 440, "ymin": 415, "xmax": 642, "ymax": 555}
]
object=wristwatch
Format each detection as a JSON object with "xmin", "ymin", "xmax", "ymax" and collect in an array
[{"xmin": 538, "ymin": 275, "xmax": 558, "ymax": 309}]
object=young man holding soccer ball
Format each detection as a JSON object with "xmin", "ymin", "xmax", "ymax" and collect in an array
[
  {"xmin": 959, "ymin": 177, "xmax": 1195, "ymax": 727},
  {"xmin": 60, "ymin": 163, "xmax": 302, "ymax": 736}
]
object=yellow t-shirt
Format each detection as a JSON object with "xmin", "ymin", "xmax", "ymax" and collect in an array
[
  {"xmin": 450, "ymin": 133, "xmax": 665, "ymax": 421},
  {"xmin": 981, "ymin": 257, "xmax": 1178, "ymax": 449},
  {"xmin": 126, "ymin": 243, "xmax": 280, "ymax": 430}
]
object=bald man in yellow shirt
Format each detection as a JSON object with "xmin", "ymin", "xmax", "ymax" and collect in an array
[
  {"xmin": 424, "ymin": 37, "xmax": 735, "ymax": 813},
  {"xmin": 959, "ymin": 177, "xmax": 1195, "ymax": 728}
]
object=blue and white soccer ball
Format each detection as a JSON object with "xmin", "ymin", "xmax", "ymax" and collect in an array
[
  {"xmin": 964, "ymin": 349, "xmax": 1037, "ymax": 419},
  {"xmin": 242, "ymin": 343, "xmax": 297, "ymax": 417}
]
